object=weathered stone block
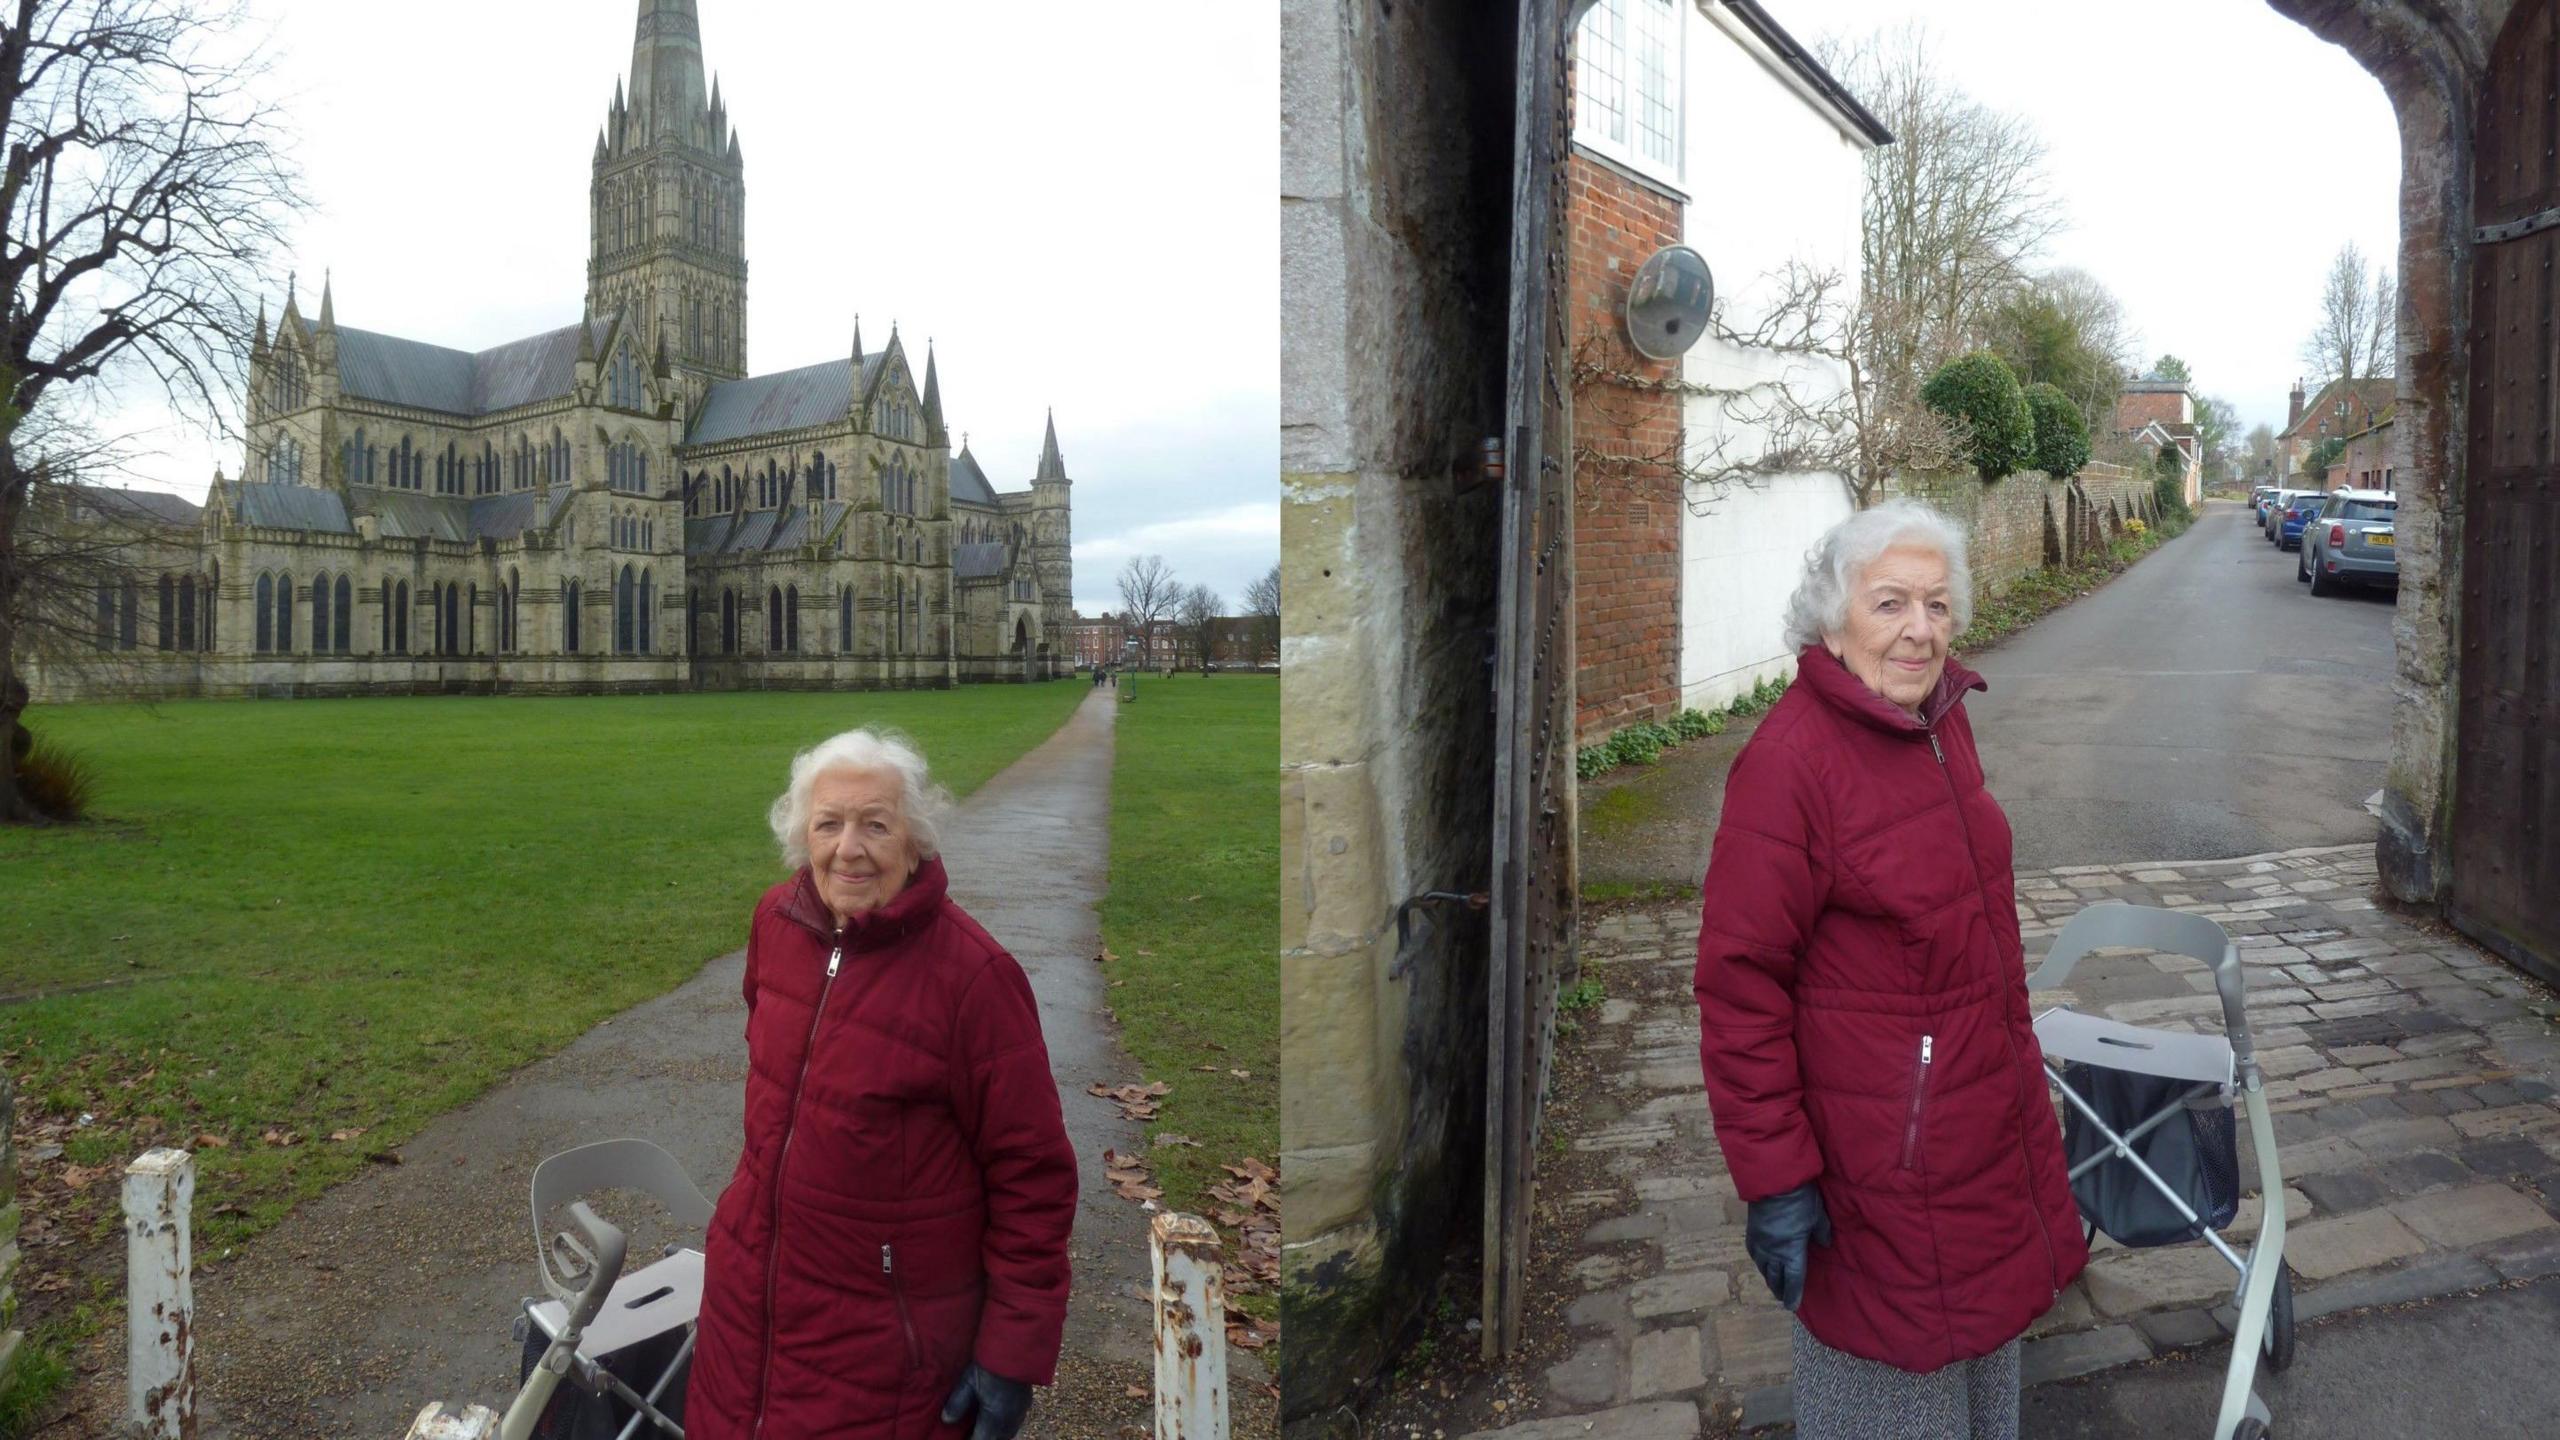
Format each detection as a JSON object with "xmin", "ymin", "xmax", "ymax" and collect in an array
[
  {"xmin": 1629, "ymin": 1326, "xmax": 1704, "ymax": 1398},
  {"xmin": 2391, "ymin": 1182, "xmax": 2558, "ymax": 1248},
  {"xmin": 2284, "ymin": 1207, "xmax": 2426, "ymax": 1280}
]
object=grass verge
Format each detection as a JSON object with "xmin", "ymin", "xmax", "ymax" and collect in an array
[
  {"xmin": 1093, "ymin": 675, "xmax": 1278, "ymax": 1324},
  {"xmin": 0, "ymin": 681, "xmax": 1087, "ymax": 1429}
]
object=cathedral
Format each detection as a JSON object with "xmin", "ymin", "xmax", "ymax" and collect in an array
[{"xmin": 46, "ymin": 0, "xmax": 1072, "ymax": 699}]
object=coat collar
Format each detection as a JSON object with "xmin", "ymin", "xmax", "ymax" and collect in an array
[
  {"xmin": 779, "ymin": 853, "xmax": 950, "ymax": 948},
  {"xmin": 1793, "ymin": 643, "xmax": 1986, "ymax": 737}
]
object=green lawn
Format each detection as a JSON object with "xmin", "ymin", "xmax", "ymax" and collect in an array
[
  {"xmin": 1, "ymin": 682, "xmax": 1088, "ymax": 1249},
  {"xmin": 1094, "ymin": 675, "xmax": 1277, "ymax": 1266}
]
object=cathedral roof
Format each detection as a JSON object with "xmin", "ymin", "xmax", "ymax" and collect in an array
[
  {"xmin": 231, "ymin": 481, "xmax": 354, "ymax": 534},
  {"xmin": 688, "ymin": 354, "xmax": 889, "ymax": 445},
  {"xmin": 371, "ymin": 491, "xmax": 471, "ymax": 543},
  {"xmin": 64, "ymin": 484, "xmax": 203, "ymax": 528},
  {"xmin": 948, "ymin": 445, "xmax": 998, "ymax": 507},
  {"xmin": 953, "ymin": 540, "xmax": 1009, "ymax": 580},
  {"xmin": 317, "ymin": 317, "xmax": 616, "ymax": 417}
]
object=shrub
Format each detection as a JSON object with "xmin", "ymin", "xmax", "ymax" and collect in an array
[
  {"xmin": 1920, "ymin": 351, "xmax": 2034, "ymax": 480},
  {"xmin": 14, "ymin": 736, "xmax": 98, "ymax": 822},
  {"xmin": 2022, "ymin": 381, "xmax": 2089, "ymax": 479}
]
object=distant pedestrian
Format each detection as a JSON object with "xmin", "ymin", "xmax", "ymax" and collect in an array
[
  {"xmin": 690, "ymin": 728, "xmax": 1078, "ymax": 1439},
  {"xmin": 1693, "ymin": 499, "xmax": 2087, "ymax": 1440}
]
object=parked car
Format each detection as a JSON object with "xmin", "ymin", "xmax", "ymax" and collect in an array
[
  {"xmin": 2250, "ymin": 484, "xmax": 2280, "ymax": 522},
  {"xmin": 2275, "ymin": 492, "xmax": 2333, "ymax": 549},
  {"xmin": 2261, "ymin": 487, "xmax": 2313, "ymax": 538},
  {"xmin": 2298, "ymin": 489, "xmax": 2398, "ymax": 595}
]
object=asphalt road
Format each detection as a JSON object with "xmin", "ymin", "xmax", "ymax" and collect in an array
[
  {"xmin": 1967, "ymin": 500, "xmax": 2399, "ymax": 870},
  {"xmin": 2022, "ymin": 1276, "xmax": 2560, "ymax": 1438}
]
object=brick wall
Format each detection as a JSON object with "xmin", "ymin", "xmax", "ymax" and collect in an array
[
  {"xmin": 2115, "ymin": 390, "xmax": 2190, "ymax": 430},
  {"xmin": 1906, "ymin": 460, "xmax": 2155, "ymax": 607},
  {"xmin": 1568, "ymin": 151, "xmax": 1684, "ymax": 740}
]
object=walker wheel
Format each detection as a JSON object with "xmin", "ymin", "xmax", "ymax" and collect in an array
[
  {"xmin": 2262, "ymin": 1262, "xmax": 2297, "ymax": 1373},
  {"xmin": 2233, "ymin": 1421, "xmax": 2270, "ymax": 1440}
]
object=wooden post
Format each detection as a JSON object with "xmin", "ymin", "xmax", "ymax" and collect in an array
[
  {"xmin": 124, "ymin": 1147, "xmax": 196, "ymax": 1439},
  {"xmin": 1150, "ymin": 1212, "xmax": 1227, "ymax": 1440}
]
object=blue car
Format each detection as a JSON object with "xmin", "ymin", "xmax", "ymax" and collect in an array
[{"xmin": 2276, "ymin": 493, "xmax": 2331, "ymax": 550}]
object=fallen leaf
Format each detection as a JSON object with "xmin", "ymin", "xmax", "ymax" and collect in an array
[
  {"xmin": 365, "ymin": 1150, "xmax": 403, "ymax": 1166},
  {"xmin": 1195, "ymin": 1065, "xmax": 1221, "ymax": 1073},
  {"xmin": 1152, "ymin": 1133, "xmax": 1202, "ymax": 1149},
  {"xmin": 262, "ymin": 1127, "xmax": 303, "ymax": 1147},
  {"xmin": 1123, "ymin": 1385, "xmax": 1147, "ymax": 1400},
  {"xmin": 328, "ymin": 1128, "xmax": 367, "ymax": 1143},
  {"xmin": 194, "ymin": 1133, "xmax": 230, "ymax": 1149},
  {"xmin": 58, "ymin": 1164, "xmax": 103, "ymax": 1191},
  {"xmin": 1229, "ymin": 1069, "xmax": 1251, "ymax": 1079},
  {"xmin": 210, "ymin": 1203, "xmax": 249, "ymax": 1217}
]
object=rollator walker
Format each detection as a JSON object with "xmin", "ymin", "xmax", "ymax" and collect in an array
[
  {"xmin": 500, "ymin": 1139, "xmax": 711, "ymax": 1440},
  {"xmin": 2028, "ymin": 903, "xmax": 2298, "ymax": 1440}
]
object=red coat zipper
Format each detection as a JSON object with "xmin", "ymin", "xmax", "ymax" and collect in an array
[{"xmin": 751, "ymin": 938, "xmax": 843, "ymax": 1440}]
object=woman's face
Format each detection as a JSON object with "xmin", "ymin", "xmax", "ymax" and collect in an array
[
  {"xmin": 1824, "ymin": 543, "xmax": 1955, "ymax": 718},
  {"xmin": 807, "ymin": 767, "xmax": 919, "ymax": 923}
]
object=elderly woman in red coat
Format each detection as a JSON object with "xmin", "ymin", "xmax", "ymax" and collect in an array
[
  {"xmin": 1694, "ymin": 499, "xmax": 2088, "ymax": 1440},
  {"xmin": 690, "ymin": 728, "xmax": 1079, "ymax": 1439}
]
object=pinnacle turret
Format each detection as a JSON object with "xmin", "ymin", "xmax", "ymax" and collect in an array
[
  {"xmin": 851, "ymin": 314, "xmax": 864, "ymax": 368},
  {"xmin": 316, "ymin": 269, "xmax": 334, "ymax": 330},
  {"xmin": 1036, "ymin": 408, "xmax": 1067, "ymax": 482},
  {"xmin": 921, "ymin": 342, "xmax": 943, "ymax": 440}
]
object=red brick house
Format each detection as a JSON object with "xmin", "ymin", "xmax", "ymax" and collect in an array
[
  {"xmin": 2278, "ymin": 375, "xmax": 2395, "ymax": 480},
  {"xmin": 2114, "ymin": 379, "xmax": 2202, "ymax": 505}
]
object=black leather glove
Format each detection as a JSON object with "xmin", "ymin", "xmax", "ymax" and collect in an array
[
  {"xmin": 940, "ymin": 1362, "xmax": 1032, "ymax": 1440},
  {"xmin": 1744, "ymin": 1181, "xmax": 1833, "ymax": 1311}
]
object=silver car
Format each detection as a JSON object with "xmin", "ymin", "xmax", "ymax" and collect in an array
[{"xmin": 2297, "ymin": 489, "xmax": 2398, "ymax": 595}]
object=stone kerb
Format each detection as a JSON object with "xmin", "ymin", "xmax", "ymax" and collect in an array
[{"xmin": 1467, "ymin": 844, "xmax": 2560, "ymax": 1439}]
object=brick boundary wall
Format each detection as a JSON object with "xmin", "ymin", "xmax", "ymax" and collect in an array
[
  {"xmin": 1906, "ymin": 460, "xmax": 2158, "ymax": 606},
  {"xmin": 1567, "ymin": 150, "xmax": 1685, "ymax": 742}
]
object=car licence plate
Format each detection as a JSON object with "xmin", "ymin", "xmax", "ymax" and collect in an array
[{"xmin": 2369, "ymin": 531, "xmax": 2394, "ymax": 547}]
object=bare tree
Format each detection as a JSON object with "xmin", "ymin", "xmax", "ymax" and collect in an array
[
  {"xmin": 1823, "ymin": 26, "xmax": 2065, "ymax": 406},
  {"xmin": 1115, "ymin": 554, "xmax": 1177, "ymax": 667},
  {"xmin": 1174, "ymin": 582, "xmax": 1221, "ymax": 673},
  {"xmin": 1, "ymin": 0, "xmax": 300, "ymax": 821},
  {"xmin": 2244, "ymin": 422, "xmax": 2279, "ymax": 484},
  {"xmin": 1241, "ymin": 562, "xmax": 1278, "ymax": 668},
  {"xmin": 1576, "ymin": 261, "xmax": 1964, "ymax": 511},
  {"xmin": 2301, "ymin": 240, "xmax": 2396, "ymax": 385}
]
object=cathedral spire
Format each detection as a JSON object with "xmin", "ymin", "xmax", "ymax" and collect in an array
[
  {"xmin": 1036, "ymin": 408, "xmax": 1066, "ymax": 482},
  {"xmin": 317, "ymin": 269, "xmax": 335, "ymax": 330},
  {"xmin": 625, "ymin": 0, "xmax": 709, "ymax": 142},
  {"xmin": 850, "ymin": 314, "xmax": 863, "ymax": 368},
  {"xmin": 252, "ymin": 296, "xmax": 268, "ymax": 353}
]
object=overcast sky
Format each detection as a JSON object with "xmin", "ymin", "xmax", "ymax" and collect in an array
[
  {"xmin": 1803, "ymin": 0, "xmax": 2401, "ymax": 437},
  {"xmin": 121, "ymin": 0, "xmax": 1276, "ymax": 618}
]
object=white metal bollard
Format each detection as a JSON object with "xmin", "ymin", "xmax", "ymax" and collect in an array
[
  {"xmin": 1150, "ymin": 1211, "xmax": 1228, "ymax": 1440},
  {"xmin": 402, "ymin": 1401, "xmax": 500, "ymax": 1440},
  {"xmin": 124, "ymin": 1147, "xmax": 196, "ymax": 1440}
]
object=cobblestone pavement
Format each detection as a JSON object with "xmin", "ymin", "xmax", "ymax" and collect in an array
[{"xmin": 1461, "ymin": 844, "xmax": 2560, "ymax": 1439}]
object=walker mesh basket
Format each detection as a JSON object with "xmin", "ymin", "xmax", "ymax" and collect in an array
[
  {"xmin": 2060, "ymin": 1058, "xmax": 2241, "ymax": 1248},
  {"xmin": 515, "ymin": 1324, "xmax": 691, "ymax": 1440}
]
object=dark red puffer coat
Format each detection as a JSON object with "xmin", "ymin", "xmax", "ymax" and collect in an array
[
  {"xmin": 1694, "ymin": 645, "xmax": 2087, "ymax": 1373},
  {"xmin": 689, "ymin": 857, "xmax": 1079, "ymax": 1438}
]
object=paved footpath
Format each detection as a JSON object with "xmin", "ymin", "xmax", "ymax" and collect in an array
[
  {"xmin": 54, "ymin": 689, "xmax": 1261, "ymax": 1438},
  {"xmin": 1455, "ymin": 844, "xmax": 2560, "ymax": 1440}
]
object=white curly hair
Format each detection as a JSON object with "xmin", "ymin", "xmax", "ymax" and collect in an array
[
  {"xmin": 766, "ymin": 727, "xmax": 953, "ymax": 870},
  {"xmin": 1779, "ymin": 498, "xmax": 1974, "ymax": 651}
]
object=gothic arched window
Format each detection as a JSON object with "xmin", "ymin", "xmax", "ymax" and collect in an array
[
  {"xmin": 275, "ymin": 572, "xmax": 294, "ymax": 652},
  {"xmin": 767, "ymin": 584, "xmax": 783, "ymax": 652},
  {"xmin": 783, "ymin": 584, "xmax": 798, "ymax": 654},
  {"xmin": 255, "ymin": 573, "xmax": 273, "ymax": 652},
  {"xmin": 333, "ymin": 574, "xmax": 351, "ymax": 653},
  {"xmin": 394, "ymin": 579, "xmax": 409, "ymax": 654},
  {"xmin": 721, "ymin": 587, "xmax": 737, "ymax": 654},
  {"xmin": 310, "ymin": 570, "xmax": 329, "ymax": 653},
  {"xmin": 840, "ymin": 586, "xmax": 853, "ymax": 653},
  {"xmin": 615, "ymin": 564, "xmax": 635, "ymax": 654},
  {"xmin": 565, "ymin": 579, "xmax": 582, "ymax": 654}
]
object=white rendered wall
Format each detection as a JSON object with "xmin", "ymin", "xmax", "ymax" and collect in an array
[{"xmin": 1675, "ymin": 10, "xmax": 1869, "ymax": 711}]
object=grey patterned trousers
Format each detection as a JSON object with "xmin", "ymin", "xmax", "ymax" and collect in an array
[{"xmin": 1789, "ymin": 1321, "xmax": 2022, "ymax": 1440}]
